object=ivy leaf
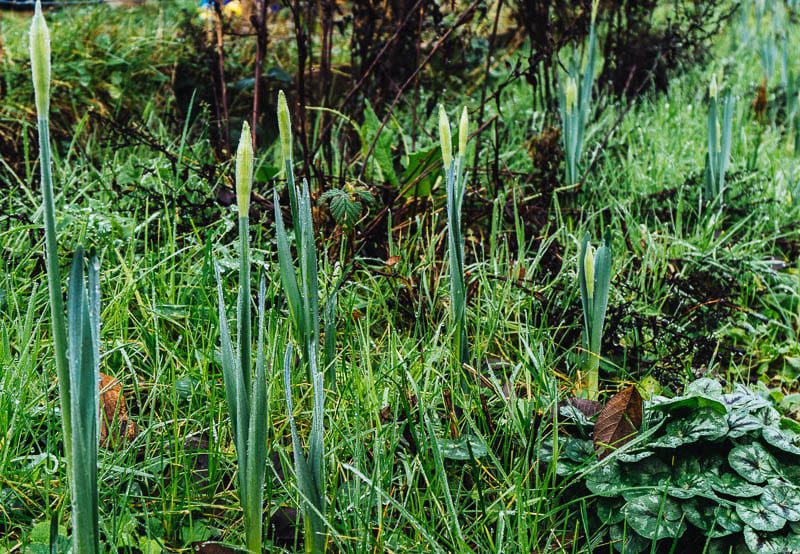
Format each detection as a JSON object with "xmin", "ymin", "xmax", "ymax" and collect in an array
[
  {"xmin": 761, "ymin": 484, "xmax": 800, "ymax": 522},
  {"xmin": 709, "ymin": 472, "xmax": 764, "ymax": 497},
  {"xmin": 594, "ymin": 386, "xmax": 643, "ymax": 459},
  {"xmin": 744, "ymin": 526, "xmax": 793, "ymax": 554},
  {"xmin": 729, "ymin": 443, "xmax": 776, "ymax": 484},
  {"xmin": 609, "ymin": 523, "xmax": 650, "ymax": 553},
  {"xmin": 622, "ymin": 494, "xmax": 686, "ymax": 540},
  {"xmin": 762, "ymin": 427, "xmax": 800, "ymax": 456},
  {"xmin": 736, "ymin": 498, "xmax": 787, "ymax": 532},
  {"xmin": 649, "ymin": 408, "xmax": 728, "ymax": 448}
]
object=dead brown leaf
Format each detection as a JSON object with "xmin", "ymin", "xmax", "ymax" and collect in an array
[
  {"xmin": 99, "ymin": 372, "xmax": 137, "ymax": 448},
  {"xmin": 593, "ymin": 386, "xmax": 642, "ymax": 459}
]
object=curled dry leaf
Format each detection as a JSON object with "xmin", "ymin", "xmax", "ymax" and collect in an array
[
  {"xmin": 99, "ymin": 372, "xmax": 137, "ymax": 448},
  {"xmin": 594, "ymin": 386, "xmax": 643, "ymax": 459}
]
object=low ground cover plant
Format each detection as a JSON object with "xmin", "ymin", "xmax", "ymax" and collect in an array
[{"xmin": 551, "ymin": 379, "xmax": 800, "ymax": 552}]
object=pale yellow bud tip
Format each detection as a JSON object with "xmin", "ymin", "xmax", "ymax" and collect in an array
[
  {"xmin": 565, "ymin": 77, "xmax": 578, "ymax": 114},
  {"xmin": 458, "ymin": 107, "xmax": 469, "ymax": 159},
  {"xmin": 236, "ymin": 121, "xmax": 254, "ymax": 215},
  {"xmin": 277, "ymin": 90, "xmax": 292, "ymax": 167},
  {"xmin": 591, "ymin": 0, "xmax": 599, "ymax": 23},
  {"xmin": 438, "ymin": 105, "xmax": 452, "ymax": 170},
  {"xmin": 30, "ymin": 0, "xmax": 51, "ymax": 117},
  {"xmin": 583, "ymin": 244, "xmax": 596, "ymax": 298},
  {"xmin": 709, "ymin": 74, "xmax": 718, "ymax": 100}
]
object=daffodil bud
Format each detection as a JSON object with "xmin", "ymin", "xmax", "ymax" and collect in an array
[
  {"xmin": 236, "ymin": 121, "xmax": 253, "ymax": 215},
  {"xmin": 30, "ymin": 0, "xmax": 51, "ymax": 117},
  {"xmin": 583, "ymin": 243, "xmax": 595, "ymax": 298},
  {"xmin": 591, "ymin": 0, "xmax": 599, "ymax": 24},
  {"xmin": 709, "ymin": 74, "xmax": 718, "ymax": 101},
  {"xmin": 458, "ymin": 106, "xmax": 468, "ymax": 160},
  {"xmin": 277, "ymin": 90, "xmax": 292, "ymax": 167},
  {"xmin": 715, "ymin": 119, "xmax": 722, "ymax": 153},
  {"xmin": 565, "ymin": 77, "xmax": 578, "ymax": 114},
  {"xmin": 439, "ymin": 105, "xmax": 452, "ymax": 170}
]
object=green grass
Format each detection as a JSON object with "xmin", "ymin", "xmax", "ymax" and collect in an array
[{"xmin": 3, "ymin": 0, "xmax": 800, "ymax": 552}]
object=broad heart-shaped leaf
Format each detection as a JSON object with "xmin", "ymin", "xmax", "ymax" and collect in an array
[
  {"xmin": 564, "ymin": 437, "xmax": 594, "ymax": 463},
  {"xmin": 597, "ymin": 498, "xmax": 626, "ymax": 525},
  {"xmin": 586, "ymin": 461, "xmax": 631, "ymax": 497},
  {"xmin": 763, "ymin": 427, "xmax": 800, "ymax": 455},
  {"xmin": 594, "ymin": 386, "xmax": 643, "ymax": 459},
  {"xmin": 729, "ymin": 443, "xmax": 777, "ymax": 484},
  {"xmin": 724, "ymin": 385, "xmax": 771, "ymax": 412},
  {"xmin": 649, "ymin": 395, "xmax": 727, "ymax": 416},
  {"xmin": 624, "ymin": 458, "xmax": 673, "ymax": 488},
  {"xmin": 438, "ymin": 435, "xmax": 488, "ymax": 461},
  {"xmin": 682, "ymin": 499, "xmax": 739, "ymax": 538},
  {"xmin": 709, "ymin": 472, "xmax": 764, "ymax": 497},
  {"xmin": 622, "ymin": 494, "xmax": 686, "ymax": 541},
  {"xmin": 609, "ymin": 523, "xmax": 650, "ymax": 553},
  {"xmin": 649, "ymin": 408, "xmax": 728, "ymax": 448},
  {"xmin": 686, "ymin": 378, "xmax": 724, "ymax": 398},
  {"xmin": 726, "ymin": 409, "xmax": 764, "ymax": 439},
  {"xmin": 736, "ymin": 498, "xmax": 787, "ymax": 531},
  {"xmin": 744, "ymin": 526, "xmax": 795, "ymax": 554},
  {"xmin": 668, "ymin": 471, "xmax": 713, "ymax": 500},
  {"xmin": 559, "ymin": 401, "xmax": 598, "ymax": 432},
  {"xmin": 761, "ymin": 484, "xmax": 800, "ymax": 522}
]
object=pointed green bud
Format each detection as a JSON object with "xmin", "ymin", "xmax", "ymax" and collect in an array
[
  {"xmin": 583, "ymin": 243, "xmax": 595, "ymax": 299},
  {"xmin": 565, "ymin": 77, "xmax": 578, "ymax": 114},
  {"xmin": 277, "ymin": 90, "xmax": 292, "ymax": 167},
  {"xmin": 591, "ymin": 0, "xmax": 599, "ymax": 24},
  {"xmin": 30, "ymin": 0, "xmax": 51, "ymax": 117},
  {"xmin": 439, "ymin": 105, "xmax": 452, "ymax": 169},
  {"xmin": 709, "ymin": 74, "xmax": 718, "ymax": 100},
  {"xmin": 458, "ymin": 106, "xmax": 469, "ymax": 159},
  {"xmin": 236, "ymin": 121, "xmax": 253, "ymax": 215}
]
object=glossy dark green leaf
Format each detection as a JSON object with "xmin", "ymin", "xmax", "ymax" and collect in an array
[
  {"xmin": 763, "ymin": 427, "xmax": 800, "ymax": 455},
  {"xmin": 682, "ymin": 499, "xmax": 737, "ymax": 538},
  {"xmin": 622, "ymin": 494, "xmax": 686, "ymax": 540},
  {"xmin": 650, "ymin": 408, "xmax": 728, "ymax": 448},
  {"xmin": 761, "ymin": 484, "xmax": 800, "ymax": 522},
  {"xmin": 439, "ymin": 435, "xmax": 489, "ymax": 461},
  {"xmin": 709, "ymin": 472, "xmax": 764, "ymax": 497},
  {"xmin": 597, "ymin": 498, "xmax": 625, "ymax": 525},
  {"xmin": 609, "ymin": 523, "xmax": 650, "ymax": 553},
  {"xmin": 736, "ymin": 498, "xmax": 787, "ymax": 532},
  {"xmin": 729, "ymin": 443, "xmax": 776, "ymax": 484},
  {"xmin": 744, "ymin": 526, "xmax": 793, "ymax": 554}
]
